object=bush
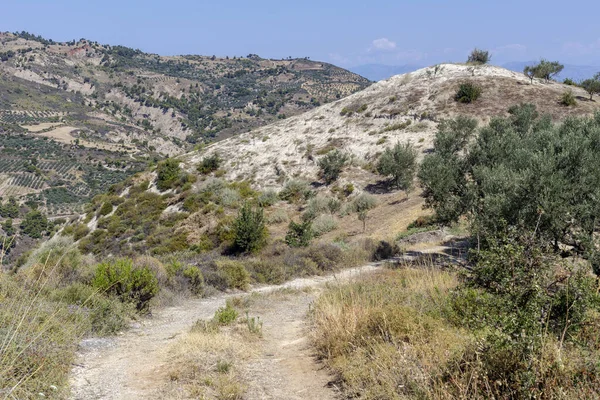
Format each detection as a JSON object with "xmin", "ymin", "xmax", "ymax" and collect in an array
[
  {"xmin": 317, "ymin": 149, "xmax": 349, "ymax": 184},
  {"xmin": 312, "ymin": 214, "xmax": 338, "ymax": 236},
  {"xmin": 233, "ymin": 202, "xmax": 268, "ymax": 253},
  {"xmin": 214, "ymin": 259, "xmax": 250, "ymax": 290},
  {"xmin": 454, "ymin": 82, "xmax": 482, "ymax": 103},
  {"xmin": 182, "ymin": 266, "xmax": 204, "ymax": 295},
  {"xmin": 376, "ymin": 141, "xmax": 418, "ymax": 191},
  {"xmin": 91, "ymin": 258, "xmax": 159, "ymax": 311},
  {"xmin": 197, "ymin": 153, "xmax": 222, "ymax": 174},
  {"xmin": 156, "ymin": 158, "xmax": 182, "ymax": 191},
  {"xmin": 560, "ymin": 90, "xmax": 577, "ymax": 106},
  {"xmin": 246, "ymin": 259, "xmax": 285, "ymax": 284},
  {"xmin": 350, "ymin": 193, "xmax": 377, "ymax": 213},
  {"xmin": 286, "ymin": 220, "xmax": 314, "ymax": 247},
  {"xmin": 214, "ymin": 300, "xmax": 238, "ymax": 324},
  {"xmin": 467, "ymin": 48, "xmax": 491, "ymax": 64},
  {"xmin": 279, "ymin": 179, "xmax": 312, "ymax": 203},
  {"xmin": 372, "ymin": 240, "xmax": 400, "ymax": 261},
  {"xmin": 257, "ymin": 189, "xmax": 279, "ymax": 207},
  {"xmin": 98, "ymin": 201, "xmax": 113, "ymax": 216}
]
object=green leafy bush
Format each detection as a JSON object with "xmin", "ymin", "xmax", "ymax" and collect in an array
[
  {"xmin": 279, "ymin": 179, "xmax": 313, "ymax": 203},
  {"xmin": 156, "ymin": 158, "xmax": 182, "ymax": 191},
  {"xmin": 91, "ymin": 258, "xmax": 159, "ymax": 311},
  {"xmin": 317, "ymin": 149, "xmax": 349, "ymax": 184},
  {"xmin": 183, "ymin": 266, "xmax": 205, "ymax": 295},
  {"xmin": 454, "ymin": 82, "xmax": 482, "ymax": 103},
  {"xmin": 215, "ymin": 259, "xmax": 250, "ymax": 290},
  {"xmin": 197, "ymin": 153, "xmax": 222, "ymax": 174},
  {"xmin": 376, "ymin": 141, "xmax": 418, "ymax": 191},
  {"xmin": 560, "ymin": 90, "xmax": 577, "ymax": 106},
  {"xmin": 214, "ymin": 301, "xmax": 238, "ymax": 325},
  {"xmin": 467, "ymin": 48, "xmax": 491, "ymax": 64},
  {"xmin": 286, "ymin": 220, "xmax": 314, "ymax": 247},
  {"xmin": 233, "ymin": 202, "xmax": 268, "ymax": 253}
]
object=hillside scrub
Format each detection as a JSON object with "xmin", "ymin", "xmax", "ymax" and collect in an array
[
  {"xmin": 312, "ymin": 255, "xmax": 600, "ymax": 399},
  {"xmin": 454, "ymin": 81, "xmax": 482, "ymax": 103}
]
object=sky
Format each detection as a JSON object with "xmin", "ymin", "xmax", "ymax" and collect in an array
[{"xmin": 1, "ymin": 0, "xmax": 599, "ymax": 67}]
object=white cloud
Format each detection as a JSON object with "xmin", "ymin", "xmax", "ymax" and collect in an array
[
  {"xmin": 562, "ymin": 38, "xmax": 600, "ymax": 56},
  {"xmin": 371, "ymin": 38, "xmax": 397, "ymax": 51},
  {"xmin": 494, "ymin": 44, "xmax": 527, "ymax": 54}
]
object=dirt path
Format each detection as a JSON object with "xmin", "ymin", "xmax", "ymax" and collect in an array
[{"xmin": 69, "ymin": 263, "xmax": 382, "ymax": 399}]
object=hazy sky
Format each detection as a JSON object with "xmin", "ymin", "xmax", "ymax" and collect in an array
[{"xmin": 2, "ymin": 0, "xmax": 599, "ymax": 67}]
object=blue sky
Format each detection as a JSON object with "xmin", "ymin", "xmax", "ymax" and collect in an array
[{"xmin": 2, "ymin": 0, "xmax": 599, "ymax": 67}]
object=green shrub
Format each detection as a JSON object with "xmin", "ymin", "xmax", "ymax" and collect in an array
[
  {"xmin": 183, "ymin": 266, "xmax": 204, "ymax": 295},
  {"xmin": 197, "ymin": 153, "xmax": 222, "ymax": 174},
  {"xmin": 156, "ymin": 158, "xmax": 181, "ymax": 191},
  {"xmin": 233, "ymin": 202, "xmax": 268, "ymax": 253},
  {"xmin": 246, "ymin": 259, "xmax": 285, "ymax": 284},
  {"xmin": 20, "ymin": 210, "xmax": 49, "ymax": 238},
  {"xmin": 560, "ymin": 89, "xmax": 577, "ymax": 106},
  {"xmin": 91, "ymin": 258, "xmax": 159, "ymax": 311},
  {"xmin": 455, "ymin": 82, "xmax": 482, "ymax": 103},
  {"xmin": 257, "ymin": 189, "xmax": 279, "ymax": 207},
  {"xmin": 286, "ymin": 220, "xmax": 314, "ymax": 247},
  {"xmin": 318, "ymin": 149, "xmax": 349, "ymax": 184},
  {"xmin": 467, "ymin": 48, "xmax": 491, "ymax": 64},
  {"xmin": 98, "ymin": 201, "xmax": 113, "ymax": 216},
  {"xmin": 214, "ymin": 301, "xmax": 238, "ymax": 325},
  {"xmin": 279, "ymin": 179, "xmax": 313, "ymax": 203},
  {"xmin": 215, "ymin": 259, "xmax": 250, "ymax": 290}
]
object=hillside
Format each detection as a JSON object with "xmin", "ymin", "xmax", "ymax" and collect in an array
[
  {"xmin": 66, "ymin": 63, "xmax": 600, "ymax": 258},
  {"xmin": 0, "ymin": 32, "xmax": 369, "ymax": 219},
  {"xmin": 187, "ymin": 63, "xmax": 600, "ymax": 187}
]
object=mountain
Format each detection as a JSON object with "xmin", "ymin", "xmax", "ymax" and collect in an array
[
  {"xmin": 0, "ymin": 31, "xmax": 370, "ymax": 218},
  {"xmin": 348, "ymin": 64, "xmax": 423, "ymax": 82},
  {"xmin": 503, "ymin": 61, "xmax": 600, "ymax": 82},
  {"xmin": 69, "ymin": 63, "xmax": 600, "ymax": 258}
]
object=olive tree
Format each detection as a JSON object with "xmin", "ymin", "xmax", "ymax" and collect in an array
[
  {"xmin": 581, "ymin": 74, "xmax": 600, "ymax": 100},
  {"xmin": 376, "ymin": 142, "xmax": 418, "ymax": 194},
  {"xmin": 467, "ymin": 48, "xmax": 491, "ymax": 64}
]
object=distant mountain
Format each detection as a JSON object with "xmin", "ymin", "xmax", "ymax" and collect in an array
[
  {"xmin": 348, "ymin": 64, "xmax": 423, "ymax": 82},
  {"xmin": 503, "ymin": 62, "xmax": 600, "ymax": 82}
]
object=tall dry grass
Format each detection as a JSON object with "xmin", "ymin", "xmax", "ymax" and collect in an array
[
  {"xmin": 310, "ymin": 266, "xmax": 467, "ymax": 399},
  {"xmin": 0, "ymin": 240, "xmax": 92, "ymax": 399}
]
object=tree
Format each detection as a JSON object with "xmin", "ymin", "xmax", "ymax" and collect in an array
[
  {"xmin": 285, "ymin": 220, "xmax": 313, "ymax": 247},
  {"xmin": 523, "ymin": 65, "xmax": 537, "ymax": 84},
  {"xmin": 419, "ymin": 103, "xmax": 600, "ymax": 257},
  {"xmin": 156, "ymin": 158, "xmax": 181, "ymax": 191},
  {"xmin": 581, "ymin": 74, "xmax": 600, "ymax": 100},
  {"xmin": 317, "ymin": 149, "xmax": 349, "ymax": 184},
  {"xmin": 2, "ymin": 218, "xmax": 14, "ymax": 236},
  {"xmin": 233, "ymin": 202, "xmax": 267, "ymax": 253},
  {"xmin": 467, "ymin": 48, "xmax": 491, "ymax": 64},
  {"xmin": 20, "ymin": 210, "xmax": 49, "ymax": 239},
  {"xmin": 376, "ymin": 142, "xmax": 418, "ymax": 193},
  {"xmin": 0, "ymin": 197, "xmax": 19, "ymax": 218},
  {"xmin": 526, "ymin": 59, "xmax": 564, "ymax": 83}
]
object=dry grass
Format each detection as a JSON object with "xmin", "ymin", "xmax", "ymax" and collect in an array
[
  {"xmin": 0, "ymin": 249, "xmax": 90, "ymax": 399},
  {"xmin": 310, "ymin": 267, "xmax": 470, "ymax": 400},
  {"xmin": 160, "ymin": 312, "xmax": 262, "ymax": 399}
]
